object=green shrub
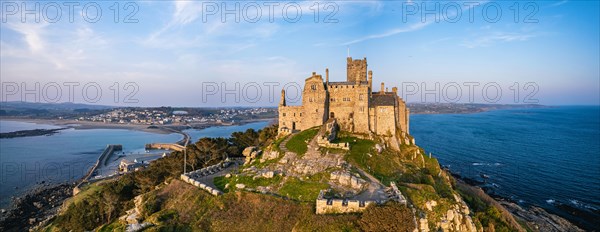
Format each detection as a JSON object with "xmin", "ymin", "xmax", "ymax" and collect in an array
[
  {"xmin": 358, "ymin": 202, "xmax": 416, "ymax": 232},
  {"xmin": 142, "ymin": 193, "xmax": 162, "ymax": 218}
]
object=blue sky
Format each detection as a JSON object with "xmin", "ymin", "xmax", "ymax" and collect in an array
[{"xmin": 1, "ymin": 0, "xmax": 598, "ymax": 106}]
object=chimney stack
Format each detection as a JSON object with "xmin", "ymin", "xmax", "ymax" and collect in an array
[
  {"xmin": 380, "ymin": 82, "xmax": 385, "ymax": 93},
  {"xmin": 368, "ymin": 70, "xmax": 373, "ymax": 88},
  {"xmin": 280, "ymin": 89, "xmax": 286, "ymax": 106}
]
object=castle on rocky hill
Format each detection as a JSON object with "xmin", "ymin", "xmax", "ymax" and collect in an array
[{"xmin": 278, "ymin": 57, "xmax": 410, "ymax": 141}]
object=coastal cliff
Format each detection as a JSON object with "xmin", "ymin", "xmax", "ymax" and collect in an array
[{"xmin": 2, "ymin": 124, "xmax": 582, "ymax": 231}]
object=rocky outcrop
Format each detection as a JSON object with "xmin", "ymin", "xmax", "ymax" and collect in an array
[
  {"xmin": 419, "ymin": 194, "xmax": 477, "ymax": 232},
  {"xmin": 260, "ymin": 150, "xmax": 279, "ymax": 162},
  {"xmin": 330, "ymin": 171, "xmax": 366, "ymax": 190},
  {"xmin": 500, "ymin": 201, "xmax": 584, "ymax": 232},
  {"xmin": 0, "ymin": 182, "xmax": 74, "ymax": 231},
  {"xmin": 242, "ymin": 146, "xmax": 261, "ymax": 165},
  {"xmin": 316, "ymin": 119, "xmax": 350, "ymax": 150}
]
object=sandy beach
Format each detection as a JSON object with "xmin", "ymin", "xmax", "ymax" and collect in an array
[
  {"xmin": 0, "ymin": 117, "xmax": 277, "ymax": 135},
  {"xmin": 0, "ymin": 117, "xmax": 174, "ymax": 134}
]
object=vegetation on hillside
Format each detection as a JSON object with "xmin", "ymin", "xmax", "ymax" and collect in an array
[
  {"xmin": 43, "ymin": 125, "xmax": 278, "ymax": 231},
  {"xmin": 455, "ymin": 181, "xmax": 527, "ymax": 232},
  {"xmin": 285, "ymin": 127, "xmax": 319, "ymax": 155},
  {"xmin": 106, "ymin": 179, "xmax": 414, "ymax": 231},
  {"xmin": 42, "ymin": 123, "xmax": 522, "ymax": 232},
  {"xmin": 334, "ymin": 133, "xmax": 523, "ymax": 231}
]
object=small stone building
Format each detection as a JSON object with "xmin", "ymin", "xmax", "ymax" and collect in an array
[{"xmin": 278, "ymin": 57, "xmax": 410, "ymax": 138}]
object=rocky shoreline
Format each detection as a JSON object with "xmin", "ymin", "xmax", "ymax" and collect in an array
[
  {"xmin": 450, "ymin": 172, "xmax": 586, "ymax": 231},
  {"xmin": 0, "ymin": 182, "xmax": 75, "ymax": 231}
]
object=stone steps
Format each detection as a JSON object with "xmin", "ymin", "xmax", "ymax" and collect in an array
[{"xmin": 279, "ymin": 133, "xmax": 295, "ymax": 153}]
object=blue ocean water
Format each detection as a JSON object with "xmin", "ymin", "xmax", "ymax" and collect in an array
[
  {"xmin": 184, "ymin": 121, "xmax": 271, "ymax": 141},
  {"xmin": 0, "ymin": 122, "xmax": 182, "ymax": 207},
  {"xmin": 410, "ymin": 106, "xmax": 600, "ymax": 230},
  {"xmin": 0, "ymin": 120, "xmax": 272, "ymax": 208}
]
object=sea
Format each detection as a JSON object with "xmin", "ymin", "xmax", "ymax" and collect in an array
[
  {"xmin": 0, "ymin": 120, "xmax": 270, "ymax": 208},
  {"xmin": 410, "ymin": 106, "xmax": 600, "ymax": 230}
]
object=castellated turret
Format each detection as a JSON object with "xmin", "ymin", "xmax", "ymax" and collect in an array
[
  {"xmin": 278, "ymin": 57, "xmax": 410, "ymax": 146},
  {"xmin": 346, "ymin": 57, "xmax": 367, "ymax": 83}
]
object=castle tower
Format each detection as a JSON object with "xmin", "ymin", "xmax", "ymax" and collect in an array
[{"xmin": 347, "ymin": 57, "xmax": 367, "ymax": 83}]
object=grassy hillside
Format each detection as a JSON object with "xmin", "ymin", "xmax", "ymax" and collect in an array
[
  {"xmin": 84, "ymin": 179, "xmax": 415, "ymax": 232},
  {"xmin": 39, "ymin": 124, "xmax": 523, "ymax": 232}
]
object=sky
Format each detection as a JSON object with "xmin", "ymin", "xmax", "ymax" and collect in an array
[{"xmin": 0, "ymin": 0, "xmax": 598, "ymax": 107}]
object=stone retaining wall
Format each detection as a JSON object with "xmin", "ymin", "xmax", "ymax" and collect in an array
[
  {"xmin": 180, "ymin": 162, "xmax": 232, "ymax": 196},
  {"xmin": 73, "ymin": 144, "xmax": 122, "ymax": 195},
  {"xmin": 315, "ymin": 190, "xmax": 374, "ymax": 214}
]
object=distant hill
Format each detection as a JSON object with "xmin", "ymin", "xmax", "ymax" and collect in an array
[
  {"xmin": 407, "ymin": 103, "xmax": 547, "ymax": 114},
  {"xmin": 0, "ymin": 101, "xmax": 114, "ymax": 110},
  {"xmin": 0, "ymin": 101, "xmax": 114, "ymax": 118}
]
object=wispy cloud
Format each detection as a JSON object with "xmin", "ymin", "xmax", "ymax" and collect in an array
[
  {"xmin": 342, "ymin": 21, "xmax": 431, "ymax": 46},
  {"xmin": 4, "ymin": 22, "xmax": 48, "ymax": 52},
  {"xmin": 549, "ymin": 0, "xmax": 568, "ymax": 7},
  {"xmin": 2, "ymin": 19, "xmax": 108, "ymax": 70},
  {"xmin": 341, "ymin": 1, "xmax": 487, "ymax": 46},
  {"xmin": 461, "ymin": 32, "xmax": 536, "ymax": 48}
]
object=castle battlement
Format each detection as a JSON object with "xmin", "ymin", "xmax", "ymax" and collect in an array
[{"xmin": 279, "ymin": 57, "xmax": 410, "ymax": 143}]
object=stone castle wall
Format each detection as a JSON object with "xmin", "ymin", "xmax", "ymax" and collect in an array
[
  {"xmin": 326, "ymin": 83, "xmax": 370, "ymax": 133},
  {"xmin": 302, "ymin": 73, "xmax": 329, "ymax": 129},
  {"xmin": 315, "ymin": 190, "xmax": 374, "ymax": 214},
  {"xmin": 372, "ymin": 104, "xmax": 396, "ymax": 136},
  {"xmin": 279, "ymin": 106, "xmax": 303, "ymax": 131},
  {"xmin": 278, "ymin": 57, "xmax": 410, "ymax": 139}
]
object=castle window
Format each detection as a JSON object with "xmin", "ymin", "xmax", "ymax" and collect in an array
[
  {"xmin": 283, "ymin": 113, "xmax": 286, "ymax": 117},
  {"xmin": 300, "ymin": 113, "xmax": 303, "ymax": 116},
  {"xmin": 294, "ymin": 113, "xmax": 296, "ymax": 116},
  {"xmin": 311, "ymin": 84, "xmax": 316, "ymax": 90},
  {"xmin": 359, "ymin": 94, "xmax": 364, "ymax": 101},
  {"xmin": 360, "ymin": 107, "xmax": 364, "ymax": 112},
  {"xmin": 316, "ymin": 109, "xmax": 318, "ymax": 112}
]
